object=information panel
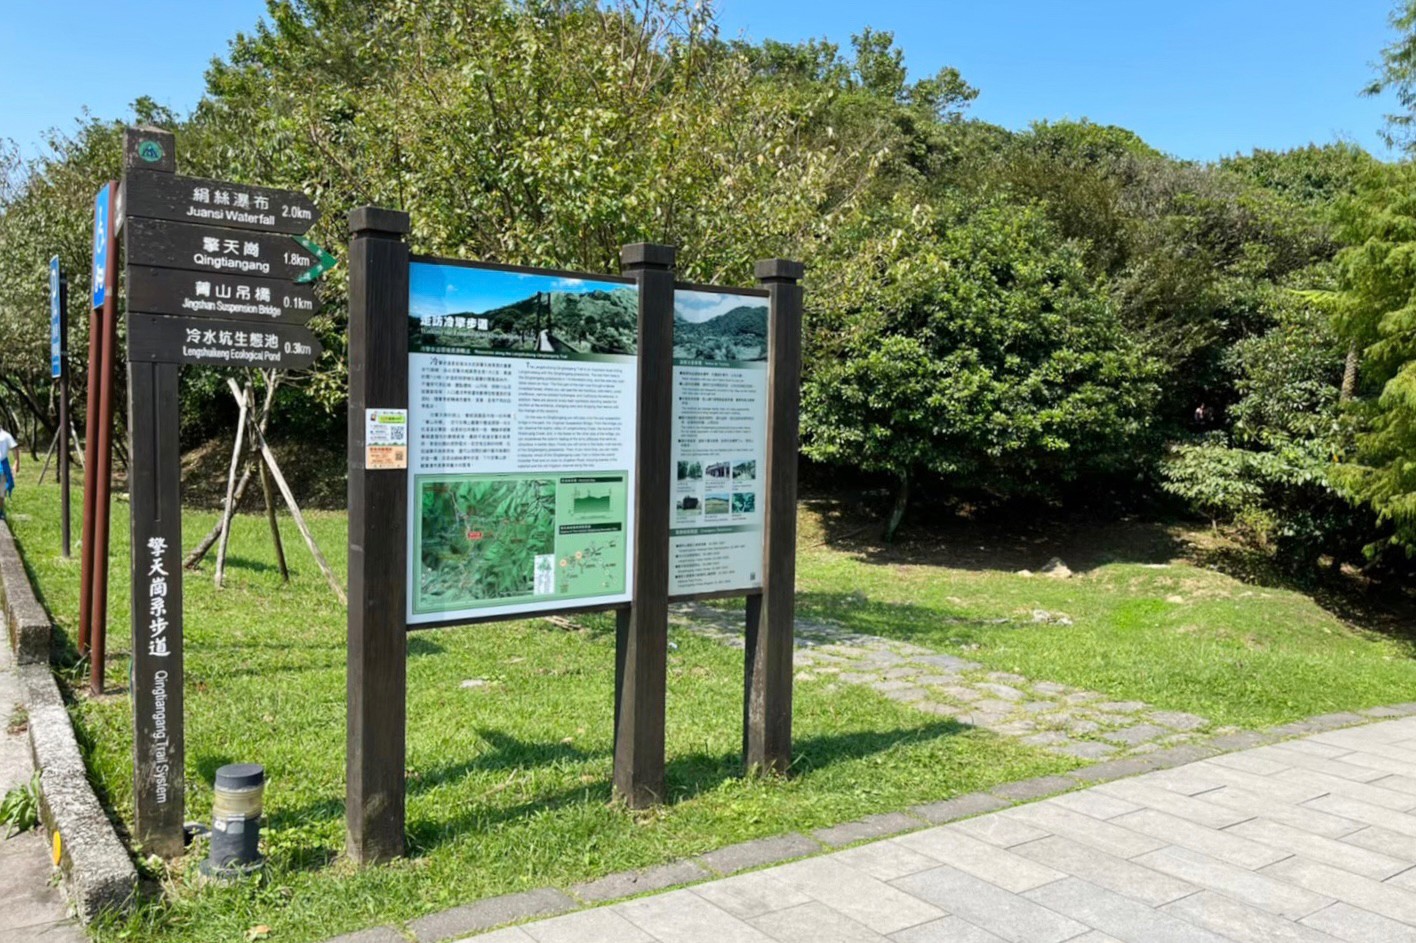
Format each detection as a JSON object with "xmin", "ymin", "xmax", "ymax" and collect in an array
[
  {"xmin": 406, "ymin": 260, "xmax": 638, "ymax": 623},
  {"xmin": 669, "ymin": 288, "xmax": 769, "ymax": 597}
]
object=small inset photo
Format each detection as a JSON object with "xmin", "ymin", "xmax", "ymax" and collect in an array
[
  {"xmin": 704, "ymin": 493, "xmax": 731, "ymax": 515},
  {"xmin": 732, "ymin": 459, "xmax": 757, "ymax": 481},
  {"xmin": 732, "ymin": 492, "xmax": 756, "ymax": 514}
]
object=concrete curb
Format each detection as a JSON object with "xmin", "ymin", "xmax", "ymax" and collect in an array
[
  {"xmin": 0, "ymin": 520, "xmax": 138, "ymax": 921},
  {"xmin": 0, "ymin": 518, "xmax": 52, "ymax": 665}
]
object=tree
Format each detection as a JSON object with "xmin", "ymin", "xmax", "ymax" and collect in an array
[
  {"xmin": 988, "ymin": 123, "xmax": 1344, "ymax": 447},
  {"xmin": 1366, "ymin": 0, "xmax": 1416, "ymax": 154},
  {"xmin": 802, "ymin": 193, "xmax": 1159, "ymax": 540},
  {"xmin": 1330, "ymin": 163, "xmax": 1416, "ymax": 555},
  {"xmin": 183, "ymin": 0, "xmax": 876, "ymax": 416},
  {"xmin": 0, "ymin": 116, "xmax": 130, "ymax": 450}
]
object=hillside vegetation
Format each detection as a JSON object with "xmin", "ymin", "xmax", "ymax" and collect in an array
[{"xmin": 1, "ymin": 0, "xmax": 1416, "ymax": 571}]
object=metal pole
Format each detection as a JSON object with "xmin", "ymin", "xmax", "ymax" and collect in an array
[{"xmin": 77, "ymin": 196, "xmax": 108, "ymax": 657}]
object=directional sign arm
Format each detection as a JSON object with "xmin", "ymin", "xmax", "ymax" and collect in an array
[{"xmin": 125, "ymin": 170, "xmax": 320, "ymax": 235}]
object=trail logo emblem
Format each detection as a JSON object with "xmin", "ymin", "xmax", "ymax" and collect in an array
[{"xmin": 137, "ymin": 140, "xmax": 164, "ymax": 163}]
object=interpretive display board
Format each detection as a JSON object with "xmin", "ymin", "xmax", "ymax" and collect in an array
[
  {"xmin": 669, "ymin": 287, "xmax": 769, "ymax": 597},
  {"xmin": 348, "ymin": 217, "xmax": 802, "ymax": 860},
  {"xmin": 406, "ymin": 259, "xmax": 639, "ymax": 624}
]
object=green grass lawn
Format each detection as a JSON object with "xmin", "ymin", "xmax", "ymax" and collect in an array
[
  {"xmin": 10, "ymin": 477, "xmax": 1416, "ymax": 942},
  {"xmin": 7, "ymin": 480, "xmax": 1072, "ymax": 943}
]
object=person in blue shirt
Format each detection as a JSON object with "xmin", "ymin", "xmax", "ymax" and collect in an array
[{"xmin": 0, "ymin": 428, "xmax": 19, "ymax": 519}]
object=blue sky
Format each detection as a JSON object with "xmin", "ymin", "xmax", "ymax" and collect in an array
[
  {"xmin": 4, "ymin": 0, "xmax": 1405, "ymax": 163},
  {"xmin": 410, "ymin": 263, "xmax": 628, "ymax": 319}
]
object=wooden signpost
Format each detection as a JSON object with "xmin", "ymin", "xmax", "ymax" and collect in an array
[
  {"xmin": 344, "ymin": 204, "xmax": 803, "ymax": 863},
  {"xmin": 117, "ymin": 127, "xmax": 335, "ymax": 857},
  {"xmin": 87, "ymin": 126, "xmax": 795, "ymax": 865}
]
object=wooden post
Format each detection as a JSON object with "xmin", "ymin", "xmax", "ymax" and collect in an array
[
  {"xmin": 613, "ymin": 243, "xmax": 675, "ymax": 808},
  {"xmin": 247, "ymin": 419, "xmax": 346, "ymax": 605},
  {"xmin": 249, "ymin": 373, "xmax": 288, "ymax": 581},
  {"xmin": 258, "ymin": 460, "xmax": 290, "ymax": 582},
  {"xmin": 123, "ymin": 125, "xmax": 185, "ymax": 858},
  {"xmin": 184, "ymin": 377, "xmax": 279, "ymax": 570},
  {"xmin": 214, "ymin": 382, "xmax": 250, "ymax": 587},
  {"xmin": 36, "ymin": 433, "xmax": 56, "ymax": 484},
  {"xmin": 345, "ymin": 206, "xmax": 410, "ymax": 864},
  {"xmin": 744, "ymin": 259, "xmax": 803, "ymax": 775},
  {"xmin": 58, "ymin": 275, "xmax": 71, "ymax": 558}
]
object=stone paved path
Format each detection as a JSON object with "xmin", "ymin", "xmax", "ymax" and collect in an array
[
  {"xmin": 671, "ymin": 603, "xmax": 1212, "ymax": 761},
  {"xmin": 0, "ymin": 635, "xmax": 83, "ymax": 942},
  {"xmin": 461, "ymin": 714, "xmax": 1416, "ymax": 942}
]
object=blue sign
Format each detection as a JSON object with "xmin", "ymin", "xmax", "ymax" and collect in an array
[
  {"xmin": 49, "ymin": 257, "xmax": 61, "ymax": 378},
  {"xmin": 92, "ymin": 184, "xmax": 110, "ymax": 308}
]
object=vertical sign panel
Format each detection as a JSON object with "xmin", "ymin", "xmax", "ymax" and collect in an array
[
  {"xmin": 49, "ymin": 257, "xmax": 62, "ymax": 378},
  {"xmin": 405, "ymin": 260, "xmax": 639, "ymax": 624},
  {"xmin": 668, "ymin": 288, "xmax": 770, "ymax": 597},
  {"xmin": 127, "ymin": 361, "xmax": 186, "ymax": 857},
  {"xmin": 92, "ymin": 184, "xmax": 111, "ymax": 308}
]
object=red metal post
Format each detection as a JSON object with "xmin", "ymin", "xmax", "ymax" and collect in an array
[
  {"xmin": 77, "ymin": 186, "xmax": 111, "ymax": 657},
  {"xmin": 90, "ymin": 181, "xmax": 119, "ymax": 695}
]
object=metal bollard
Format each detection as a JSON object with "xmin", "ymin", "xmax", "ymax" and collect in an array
[{"xmin": 200, "ymin": 763, "xmax": 265, "ymax": 878}]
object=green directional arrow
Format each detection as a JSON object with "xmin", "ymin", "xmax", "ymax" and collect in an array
[{"xmin": 292, "ymin": 234, "xmax": 338, "ymax": 283}]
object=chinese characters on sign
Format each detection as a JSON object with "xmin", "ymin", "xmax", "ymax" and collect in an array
[
  {"xmin": 143, "ymin": 535, "xmax": 174, "ymax": 805},
  {"xmin": 125, "ymin": 170, "xmax": 319, "ymax": 235},
  {"xmin": 127, "ymin": 268, "xmax": 317, "ymax": 324},
  {"xmin": 127, "ymin": 314, "xmax": 322, "ymax": 369},
  {"xmin": 92, "ymin": 184, "xmax": 111, "ymax": 307}
]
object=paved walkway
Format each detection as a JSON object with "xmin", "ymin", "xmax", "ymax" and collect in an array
[
  {"xmin": 0, "ymin": 639, "xmax": 83, "ymax": 941},
  {"xmin": 672, "ymin": 603, "xmax": 1212, "ymax": 761},
  {"xmin": 462, "ymin": 715, "xmax": 1416, "ymax": 942}
]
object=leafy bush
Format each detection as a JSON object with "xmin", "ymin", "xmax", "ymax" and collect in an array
[{"xmin": 1160, "ymin": 296, "xmax": 1376, "ymax": 571}]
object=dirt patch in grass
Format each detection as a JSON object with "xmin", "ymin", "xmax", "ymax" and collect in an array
[{"xmin": 179, "ymin": 434, "xmax": 347, "ymax": 510}]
